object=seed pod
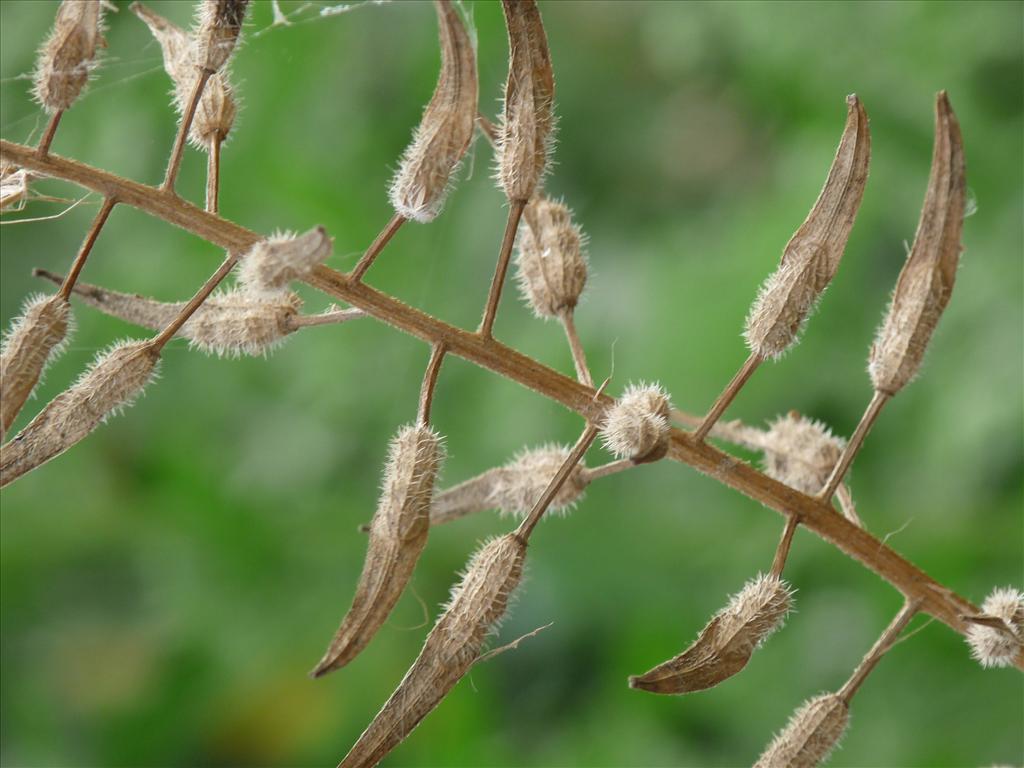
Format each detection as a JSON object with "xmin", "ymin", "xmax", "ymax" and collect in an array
[
  {"xmin": 1, "ymin": 165, "xmax": 32, "ymax": 211},
  {"xmin": 0, "ymin": 295, "xmax": 72, "ymax": 438},
  {"xmin": 193, "ymin": 0, "xmax": 249, "ymax": 74},
  {"xmin": 600, "ymin": 383, "xmax": 671, "ymax": 463},
  {"xmin": 431, "ymin": 444, "xmax": 590, "ymax": 525},
  {"xmin": 131, "ymin": 1, "xmax": 237, "ymax": 149},
  {"xmin": 630, "ymin": 574, "xmax": 793, "ymax": 694},
  {"xmin": 744, "ymin": 96, "xmax": 870, "ymax": 359},
  {"xmin": 387, "ymin": 0, "xmax": 478, "ymax": 223},
  {"xmin": 515, "ymin": 197, "xmax": 588, "ymax": 319},
  {"xmin": 869, "ymin": 94, "xmax": 966, "ymax": 395},
  {"xmin": 762, "ymin": 412, "xmax": 846, "ymax": 495},
  {"xmin": 32, "ymin": 0, "xmax": 104, "ymax": 113},
  {"xmin": 498, "ymin": 0, "xmax": 555, "ymax": 202},
  {"xmin": 312, "ymin": 425, "xmax": 444, "ymax": 678},
  {"xmin": 339, "ymin": 534, "xmax": 526, "ymax": 768},
  {"xmin": 754, "ymin": 693, "xmax": 850, "ymax": 768},
  {"xmin": 0, "ymin": 340, "xmax": 159, "ymax": 488},
  {"xmin": 237, "ymin": 227, "xmax": 333, "ymax": 296},
  {"xmin": 966, "ymin": 587, "xmax": 1024, "ymax": 669}
]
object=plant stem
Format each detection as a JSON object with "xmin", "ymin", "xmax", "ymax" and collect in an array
[
  {"xmin": 559, "ymin": 309, "xmax": 593, "ymax": 387},
  {"xmin": 770, "ymin": 514, "xmax": 800, "ymax": 578},
  {"xmin": 288, "ymin": 308, "xmax": 365, "ymax": 328},
  {"xmin": 349, "ymin": 213, "xmax": 405, "ymax": 283},
  {"xmin": 417, "ymin": 342, "xmax": 447, "ymax": 426},
  {"xmin": 583, "ymin": 458, "xmax": 632, "ymax": 483},
  {"xmin": 58, "ymin": 196, "xmax": 116, "ymax": 300},
  {"xmin": 205, "ymin": 136, "xmax": 222, "ymax": 214},
  {"xmin": 36, "ymin": 110, "xmax": 63, "ymax": 158},
  {"xmin": 478, "ymin": 199, "xmax": 526, "ymax": 339},
  {"xmin": 161, "ymin": 69, "xmax": 212, "ymax": 194},
  {"xmin": 838, "ymin": 601, "xmax": 919, "ymax": 703},
  {"xmin": 835, "ymin": 483, "xmax": 863, "ymax": 527},
  {"xmin": 694, "ymin": 351, "xmax": 762, "ymax": 442},
  {"xmin": 148, "ymin": 252, "xmax": 236, "ymax": 352},
  {"xmin": 819, "ymin": 390, "xmax": 889, "ymax": 501}
]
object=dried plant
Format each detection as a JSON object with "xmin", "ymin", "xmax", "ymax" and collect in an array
[{"xmin": 0, "ymin": 1, "xmax": 1019, "ymax": 766}]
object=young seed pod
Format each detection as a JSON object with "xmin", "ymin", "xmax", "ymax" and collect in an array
[
  {"xmin": 237, "ymin": 227, "xmax": 332, "ymax": 296},
  {"xmin": 869, "ymin": 93, "xmax": 965, "ymax": 395},
  {"xmin": 600, "ymin": 383, "xmax": 671, "ymax": 463},
  {"xmin": 744, "ymin": 96, "xmax": 870, "ymax": 359},
  {"xmin": 630, "ymin": 574, "xmax": 793, "ymax": 695},
  {"xmin": 0, "ymin": 295, "xmax": 72, "ymax": 438},
  {"xmin": 431, "ymin": 443, "xmax": 590, "ymax": 525},
  {"xmin": 388, "ymin": 0, "xmax": 478, "ymax": 223},
  {"xmin": 0, "ymin": 340, "xmax": 159, "ymax": 488},
  {"xmin": 32, "ymin": 0, "xmax": 104, "ymax": 113},
  {"xmin": 966, "ymin": 587, "xmax": 1024, "ymax": 669},
  {"xmin": 498, "ymin": 0, "xmax": 555, "ymax": 202},
  {"xmin": 131, "ymin": 1, "xmax": 238, "ymax": 150},
  {"xmin": 193, "ymin": 0, "xmax": 249, "ymax": 74},
  {"xmin": 754, "ymin": 693, "xmax": 850, "ymax": 768},
  {"xmin": 312, "ymin": 425, "xmax": 444, "ymax": 678},
  {"xmin": 515, "ymin": 197, "xmax": 588, "ymax": 319},
  {"xmin": 339, "ymin": 534, "xmax": 526, "ymax": 768},
  {"xmin": 762, "ymin": 412, "xmax": 846, "ymax": 495}
]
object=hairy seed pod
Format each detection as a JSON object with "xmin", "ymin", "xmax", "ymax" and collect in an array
[
  {"xmin": 431, "ymin": 443, "xmax": 589, "ymax": 525},
  {"xmin": 339, "ymin": 534, "xmax": 526, "ymax": 768},
  {"xmin": 600, "ymin": 383, "xmax": 671, "ymax": 463},
  {"xmin": 131, "ymin": 1, "xmax": 238, "ymax": 149},
  {"xmin": 0, "ymin": 340, "xmax": 159, "ymax": 488},
  {"xmin": 32, "ymin": 0, "xmax": 104, "ymax": 113},
  {"xmin": 1, "ymin": 164, "xmax": 32, "ymax": 211},
  {"xmin": 515, "ymin": 197, "xmax": 588, "ymax": 319},
  {"xmin": 762, "ymin": 412, "xmax": 846, "ymax": 495},
  {"xmin": 312, "ymin": 425, "xmax": 444, "ymax": 678},
  {"xmin": 0, "ymin": 295, "xmax": 72, "ymax": 438},
  {"xmin": 388, "ymin": 0, "xmax": 478, "ymax": 223},
  {"xmin": 237, "ymin": 227, "xmax": 332, "ymax": 296},
  {"xmin": 754, "ymin": 693, "xmax": 850, "ymax": 768},
  {"xmin": 630, "ymin": 574, "xmax": 793, "ymax": 695},
  {"xmin": 966, "ymin": 587, "xmax": 1024, "ymax": 669},
  {"xmin": 744, "ymin": 96, "xmax": 870, "ymax": 359},
  {"xmin": 869, "ymin": 93, "xmax": 965, "ymax": 395},
  {"xmin": 193, "ymin": 0, "xmax": 249, "ymax": 74},
  {"xmin": 498, "ymin": 0, "xmax": 555, "ymax": 202}
]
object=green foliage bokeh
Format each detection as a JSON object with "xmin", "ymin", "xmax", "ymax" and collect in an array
[{"xmin": 1, "ymin": 1, "xmax": 1022, "ymax": 766}]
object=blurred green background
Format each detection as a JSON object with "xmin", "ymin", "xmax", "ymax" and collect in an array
[{"xmin": 1, "ymin": 1, "xmax": 1022, "ymax": 766}]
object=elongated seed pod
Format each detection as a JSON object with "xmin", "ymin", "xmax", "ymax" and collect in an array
[
  {"xmin": 630, "ymin": 574, "xmax": 793, "ymax": 694},
  {"xmin": 966, "ymin": 587, "xmax": 1024, "ymax": 668},
  {"xmin": 744, "ymin": 96, "xmax": 870, "ymax": 359},
  {"xmin": 339, "ymin": 534, "xmax": 526, "ymax": 768},
  {"xmin": 33, "ymin": 0, "xmax": 104, "ymax": 113},
  {"xmin": 311, "ymin": 425, "xmax": 444, "ymax": 678},
  {"xmin": 498, "ymin": 0, "xmax": 555, "ymax": 202},
  {"xmin": 869, "ymin": 92, "xmax": 966, "ymax": 395},
  {"xmin": 237, "ymin": 227, "xmax": 332, "ymax": 296},
  {"xmin": 431, "ymin": 444, "xmax": 589, "ymax": 525},
  {"xmin": 388, "ymin": 0, "xmax": 478, "ymax": 223},
  {"xmin": 754, "ymin": 693, "xmax": 849, "ymax": 768},
  {"xmin": 0, "ymin": 295, "xmax": 72, "ymax": 439},
  {"xmin": 193, "ymin": 0, "xmax": 249, "ymax": 74},
  {"xmin": 600, "ymin": 383, "xmax": 671, "ymax": 463},
  {"xmin": 762, "ymin": 412, "xmax": 846, "ymax": 495},
  {"xmin": 131, "ymin": 2, "xmax": 237, "ymax": 149},
  {"xmin": 0, "ymin": 340, "xmax": 159, "ymax": 488},
  {"xmin": 516, "ymin": 197, "xmax": 588, "ymax": 319}
]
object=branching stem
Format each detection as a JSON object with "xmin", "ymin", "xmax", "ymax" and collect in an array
[
  {"xmin": 694, "ymin": 351, "xmax": 762, "ymax": 442},
  {"xmin": 819, "ymin": 390, "xmax": 890, "ymax": 501},
  {"xmin": 770, "ymin": 514, "xmax": 800, "ymax": 578},
  {"xmin": 417, "ymin": 342, "xmax": 447, "ymax": 426},
  {"xmin": 479, "ymin": 199, "xmax": 526, "ymax": 339},
  {"xmin": 148, "ymin": 252, "xmax": 236, "ymax": 352},
  {"xmin": 206, "ymin": 136, "xmax": 222, "ymax": 214},
  {"xmin": 838, "ymin": 600, "xmax": 920, "ymax": 703},
  {"xmin": 161, "ymin": 69, "xmax": 212, "ymax": 194},
  {"xmin": 58, "ymin": 196, "xmax": 116, "ymax": 300},
  {"xmin": 350, "ymin": 212, "xmax": 405, "ymax": 283},
  {"xmin": 36, "ymin": 110, "xmax": 63, "ymax": 158},
  {"xmin": 559, "ymin": 309, "xmax": 593, "ymax": 387}
]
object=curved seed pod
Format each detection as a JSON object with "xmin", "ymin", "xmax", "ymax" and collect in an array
[
  {"xmin": 1, "ymin": 340, "xmax": 159, "ymax": 488},
  {"xmin": 754, "ymin": 693, "xmax": 849, "ymax": 768},
  {"xmin": 966, "ymin": 587, "xmax": 1024, "ymax": 668},
  {"xmin": 1, "ymin": 295, "xmax": 72, "ymax": 438},
  {"xmin": 312, "ymin": 425, "xmax": 444, "ymax": 678},
  {"xmin": 600, "ymin": 382, "xmax": 671, "ymax": 463},
  {"xmin": 131, "ymin": 1, "xmax": 238, "ymax": 149},
  {"xmin": 498, "ymin": 0, "xmax": 555, "ymax": 202},
  {"xmin": 388, "ymin": 0, "xmax": 478, "ymax": 223},
  {"xmin": 761, "ymin": 412, "xmax": 846, "ymax": 495},
  {"xmin": 33, "ymin": 0, "xmax": 104, "ymax": 113},
  {"xmin": 516, "ymin": 197, "xmax": 588, "ymax": 319},
  {"xmin": 193, "ymin": 0, "xmax": 249, "ymax": 74},
  {"xmin": 630, "ymin": 574, "xmax": 792, "ymax": 695},
  {"xmin": 431, "ymin": 443, "xmax": 589, "ymax": 525},
  {"xmin": 744, "ymin": 96, "xmax": 870, "ymax": 359},
  {"xmin": 339, "ymin": 534, "xmax": 526, "ymax": 768},
  {"xmin": 237, "ymin": 227, "xmax": 333, "ymax": 296},
  {"xmin": 869, "ymin": 92, "xmax": 966, "ymax": 395}
]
